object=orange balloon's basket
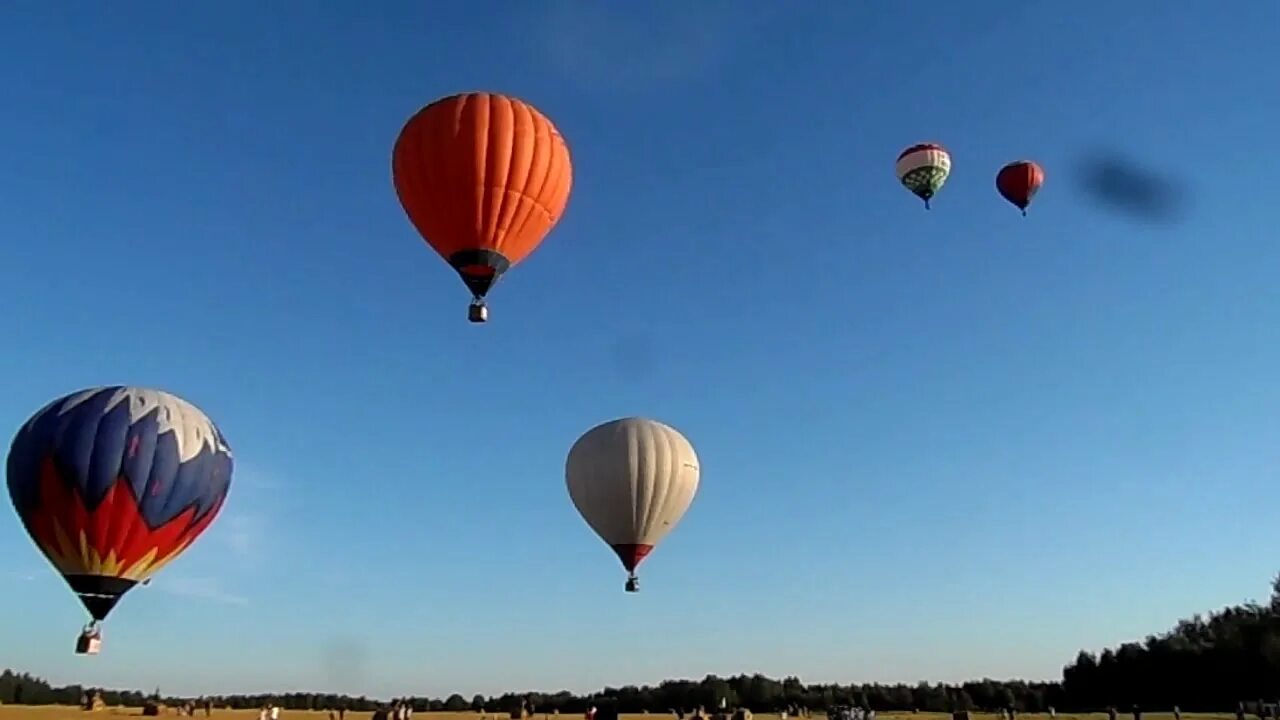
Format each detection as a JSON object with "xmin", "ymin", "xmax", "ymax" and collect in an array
[
  {"xmin": 624, "ymin": 574, "xmax": 639, "ymax": 593},
  {"xmin": 468, "ymin": 301, "xmax": 489, "ymax": 324},
  {"xmin": 76, "ymin": 624, "xmax": 102, "ymax": 655}
]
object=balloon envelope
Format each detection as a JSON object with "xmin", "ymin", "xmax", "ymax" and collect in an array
[
  {"xmin": 392, "ymin": 92, "xmax": 573, "ymax": 301},
  {"xmin": 896, "ymin": 143, "xmax": 952, "ymax": 207},
  {"xmin": 996, "ymin": 160, "xmax": 1046, "ymax": 214},
  {"xmin": 6, "ymin": 386, "xmax": 233, "ymax": 621},
  {"xmin": 565, "ymin": 418, "xmax": 700, "ymax": 576}
]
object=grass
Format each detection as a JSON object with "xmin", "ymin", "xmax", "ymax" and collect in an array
[{"xmin": 0, "ymin": 709, "xmax": 1246, "ymax": 720}]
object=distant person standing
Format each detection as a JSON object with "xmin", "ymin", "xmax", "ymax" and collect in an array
[
  {"xmin": 258, "ymin": 708, "xmax": 268, "ymax": 720},
  {"xmin": 1048, "ymin": 709, "xmax": 1056, "ymax": 720},
  {"xmin": 1173, "ymin": 707, "xmax": 1181, "ymax": 720},
  {"xmin": 271, "ymin": 704, "xmax": 281, "ymax": 720},
  {"xmin": 1132, "ymin": 705, "xmax": 1141, "ymax": 720}
]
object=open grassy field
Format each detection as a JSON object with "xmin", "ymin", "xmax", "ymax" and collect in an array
[{"xmin": 0, "ymin": 709, "xmax": 1245, "ymax": 720}]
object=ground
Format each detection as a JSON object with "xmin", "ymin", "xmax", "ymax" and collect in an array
[{"xmin": 0, "ymin": 709, "xmax": 1245, "ymax": 720}]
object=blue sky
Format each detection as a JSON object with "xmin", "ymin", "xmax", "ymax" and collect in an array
[{"xmin": 2, "ymin": 0, "xmax": 1279, "ymax": 700}]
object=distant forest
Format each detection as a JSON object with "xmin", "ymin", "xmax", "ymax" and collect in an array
[{"xmin": 5, "ymin": 574, "xmax": 1280, "ymax": 713}]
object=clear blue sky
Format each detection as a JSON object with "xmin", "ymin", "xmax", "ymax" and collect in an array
[{"xmin": 2, "ymin": 0, "xmax": 1279, "ymax": 700}]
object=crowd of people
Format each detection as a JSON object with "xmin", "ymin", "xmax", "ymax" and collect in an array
[
  {"xmin": 367, "ymin": 699, "xmax": 415, "ymax": 720},
  {"xmin": 826, "ymin": 706, "xmax": 876, "ymax": 720},
  {"xmin": 111, "ymin": 699, "xmax": 1280, "ymax": 719}
]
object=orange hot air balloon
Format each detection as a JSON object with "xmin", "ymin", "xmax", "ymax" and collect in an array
[{"xmin": 392, "ymin": 92, "xmax": 574, "ymax": 323}]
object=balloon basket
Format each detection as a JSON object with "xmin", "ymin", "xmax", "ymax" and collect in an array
[
  {"xmin": 624, "ymin": 576, "xmax": 639, "ymax": 593},
  {"xmin": 76, "ymin": 626, "xmax": 102, "ymax": 656},
  {"xmin": 468, "ymin": 302, "xmax": 489, "ymax": 323}
]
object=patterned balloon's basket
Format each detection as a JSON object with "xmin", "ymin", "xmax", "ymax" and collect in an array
[
  {"xmin": 468, "ymin": 300, "xmax": 489, "ymax": 323},
  {"xmin": 76, "ymin": 624, "xmax": 102, "ymax": 655}
]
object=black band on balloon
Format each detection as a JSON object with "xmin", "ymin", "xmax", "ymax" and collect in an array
[
  {"xmin": 447, "ymin": 250, "xmax": 511, "ymax": 299},
  {"xmin": 64, "ymin": 575, "xmax": 138, "ymax": 621}
]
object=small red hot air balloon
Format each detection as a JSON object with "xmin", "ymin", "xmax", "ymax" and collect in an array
[{"xmin": 996, "ymin": 160, "xmax": 1045, "ymax": 216}]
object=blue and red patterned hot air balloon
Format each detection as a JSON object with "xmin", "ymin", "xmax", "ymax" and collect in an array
[{"xmin": 6, "ymin": 386, "xmax": 233, "ymax": 655}]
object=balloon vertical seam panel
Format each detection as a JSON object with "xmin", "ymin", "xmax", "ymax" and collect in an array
[{"xmin": 486, "ymin": 97, "xmax": 557, "ymax": 262}]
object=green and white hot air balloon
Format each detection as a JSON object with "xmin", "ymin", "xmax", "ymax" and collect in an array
[{"xmin": 896, "ymin": 142, "xmax": 951, "ymax": 209}]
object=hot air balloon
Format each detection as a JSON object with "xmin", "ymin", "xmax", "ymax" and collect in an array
[
  {"xmin": 392, "ymin": 92, "xmax": 574, "ymax": 323},
  {"xmin": 6, "ymin": 386, "xmax": 233, "ymax": 655},
  {"xmin": 896, "ymin": 143, "xmax": 951, "ymax": 209},
  {"xmin": 996, "ymin": 160, "xmax": 1045, "ymax": 216},
  {"xmin": 565, "ymin": 417, "xmax": 700, "ymax": 592}
]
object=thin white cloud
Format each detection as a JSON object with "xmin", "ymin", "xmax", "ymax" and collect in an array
[
  {"xmin": 158, "ymin": 576, "xmax": 248, "ymax": 606},
  {"xmin": 538, "ymin": 2, "xmax": 777, "ymax": 91},
  {"xmin": 207, "ymin": 462, "xmax": 287, "ymax": 563},
  {"xmin": 219, "ymin": 512, "xmax": 265, "ymax": 557},
  {"xmin": 1, "ymin": 570, "xmax": 36, "ymax": 582}
]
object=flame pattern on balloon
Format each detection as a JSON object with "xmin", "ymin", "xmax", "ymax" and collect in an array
[{"xmin": 6, "ymin": 387, "xmax": 232, "ymax": 621}]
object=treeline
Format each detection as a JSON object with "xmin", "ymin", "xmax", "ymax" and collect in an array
[
  {"xmin": 5, "ymin": 573, "xmax": 1280, "ymax": 713},
  {"xmin": 0, "ymin": 671, "xmax": 1062, "ymax": 714},
  {"xmin": 1062, "ymin": 575, "xmax": 1280, "ymax": 710}
]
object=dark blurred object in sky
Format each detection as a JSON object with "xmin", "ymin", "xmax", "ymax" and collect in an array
[
  {"xmin": 319, "ymin": 635, "xmax": 369, "ymax": 690},
  {"xmin": 1074, "ymin": 150, "xmax": 1188, "ymax": 225},
  {"xmin": 608, "ymin": 331, "xmax": 656, "ymax": 382}
]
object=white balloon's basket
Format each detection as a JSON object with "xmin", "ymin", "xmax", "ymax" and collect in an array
[{"xmin": 76, "ymin": 625, "xmax": 102, "ymax": 655}]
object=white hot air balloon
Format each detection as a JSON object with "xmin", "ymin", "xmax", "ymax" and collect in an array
[{"xmin": 565, "ymin": 417, "xmax": 700, "ymax": 592}]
